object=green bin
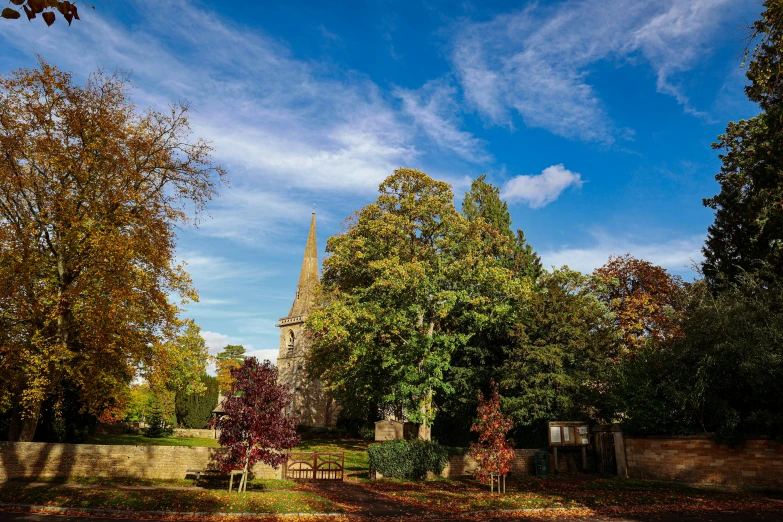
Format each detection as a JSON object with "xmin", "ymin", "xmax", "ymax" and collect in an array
[{"xmin": 534, "ymin": 450, "xmax": 549, "ymax": 478}]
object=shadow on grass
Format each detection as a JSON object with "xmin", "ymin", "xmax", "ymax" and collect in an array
[
  {"xmin": 84, "ymin": 434, "xmax": 218, "ymax": 447},
  {"xmin": 359, "ymin": 473, "xmax": 783, "ymax": 515},
  {"xmin": 295, "ymin": 438, "xmax": 371, "ymax": 453}
]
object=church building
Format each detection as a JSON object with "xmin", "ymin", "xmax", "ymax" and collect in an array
[{"xmin": 276, "ymin": 212, "xmax": 338, "ymax": 427}]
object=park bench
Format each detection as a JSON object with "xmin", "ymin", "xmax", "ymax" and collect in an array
[{"xmin": 185, "ymin": 468, "xmax": 222, "ymax": 481}]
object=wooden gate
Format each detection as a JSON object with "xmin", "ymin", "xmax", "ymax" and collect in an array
[
  {"xmin": 284, "ymin": 452, "xmax": 344, "ymax": 481},
  {"xmin": 595, "ymin": 432, "xmax": 616, "ymax": 474}
]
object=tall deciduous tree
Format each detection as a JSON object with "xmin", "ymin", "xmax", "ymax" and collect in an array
[
  {"xmin": 591, "ymin": 255, "xmax": 688, "ymax": 356},
  {"xmin": 307, "ymin": 169, "xmax": 527, "ymax": 440},
  {"xmin": 213, "ymin": 358, "xmax": 300, "ymax": 493},
  {"xmin": 435, "ymin": 175, "xmax": 540, "ymax": 444},
  {"xmin": 703, "ymin": 0, "xmax": 783, "ymax": 288},
  {"xmin": 216, "ymin": 344, "xmax": 246, "ymax": 393},
  {"xmin": 148, "ymin": 319, "xmax": 210, "ymax": 397},
  {"xmin": 0, "ymin": 60, "xmax": 225, "ymax": 441}
]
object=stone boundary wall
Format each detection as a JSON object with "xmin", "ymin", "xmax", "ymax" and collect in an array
[
  {"xmin": 0, "ymin": 442, "xmax": 281, "ymax": 481},
  {"xmin": 94, "ymin": 424, "xmax": 218, "ymax": 439},
  {"xmin": 438, "ymin": 449, "xmax": 537, "ymax": 478},
  {"xmin": 625, "ymin": 437, "xmax": 783, "ymax": 490},
  {"xmin": 173, "ymin": 428, "xmax": 218, "ymax": 439}
]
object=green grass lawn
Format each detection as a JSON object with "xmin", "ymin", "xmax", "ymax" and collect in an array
[
  {"xmin": 7, "ymin": 475, "xmax": 300, "ymax": 491},
  {"xmin": 85, "ymin": 434, "xmax": 219, "ymax": 447},
  {"xmin": 4, "ymin": 474, "xmax": 780, "ymax": 517},
  {"xmin": 0, "ymin": 482, "xmax": 338, "ymax": 514}
]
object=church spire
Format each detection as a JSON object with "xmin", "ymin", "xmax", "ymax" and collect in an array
[{"xmin": 288, "ymin": 212, "xmax": 319, "ymax": 318}]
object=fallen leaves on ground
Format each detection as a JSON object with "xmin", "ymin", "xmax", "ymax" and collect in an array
[
  {"xmin": 0, "ymin": 474, "xmax": 781, "ymax": 521},
  {"xmin": 357, "ymin": 474, "xmax": 783, "ymax": 516}
]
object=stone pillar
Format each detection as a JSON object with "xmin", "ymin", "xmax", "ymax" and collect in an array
[{"xmin": 612, "ymin": 424, "xmax": 628, "ymax": 478}]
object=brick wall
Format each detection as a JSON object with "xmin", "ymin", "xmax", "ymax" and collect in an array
[
  {"xmin": 0, "ymin": 442, "xmax": 281, "ymax": 481},
  {"xmin": 625, "ymin": 437, "xmax": 783, "ymax": 489},
  {"xmin": 437, "ymin": 449, "xmax": 537, "ymax": 478}
]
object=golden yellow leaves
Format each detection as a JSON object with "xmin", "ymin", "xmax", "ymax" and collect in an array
[{"xmin": 0, "ymin": 60, "xmax": 224, "ymax": 436}]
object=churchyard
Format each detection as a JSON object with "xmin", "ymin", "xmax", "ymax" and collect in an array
[
  {"xmin": 1, "ymin": 432, "xmax": 782, "ymax": 519},
  {"xmin": 1, "ymin": 435, "xmax": 781, "ymax": 519},
  {"xmin": 4, "ymin": 1, "xmax": 783, "ymax": 521}
]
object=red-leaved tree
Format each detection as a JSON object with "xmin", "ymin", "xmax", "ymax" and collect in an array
[
  {"xmin": 213, "ymin": 358, "xmax": 299, "ymax": 491},
  {"xmin": 469, "ymin": 382, "xmax": 515, "ymax": 491}
]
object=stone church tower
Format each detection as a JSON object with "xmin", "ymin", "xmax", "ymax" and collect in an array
[{"xmin": 276, "ymin": 213, "xmax": 338, "ymax": 427}]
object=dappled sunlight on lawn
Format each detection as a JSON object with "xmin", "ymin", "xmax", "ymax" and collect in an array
[
  {"xmin": 84, "ymin": 434, "xmax": 219, "ymax": 447},
  {"xmin": 0, "ymin": 483, "xmax": 341, "ymax": 514},
  {"xmin": 359, "ymin": 474, "xmax": 783, "ymax": 515}
]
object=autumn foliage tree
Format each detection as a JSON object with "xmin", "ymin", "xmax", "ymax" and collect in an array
[
  {"xmin": 592, "ymin": 255, "xmax": 688, "ymax": 355},
  {"xmin": 306, "ymin": 169, "xmax": 527, "ymax": 440},
  {"xmin": 435, "ymin": 175, "xmax": 541, "ymax": 445},
  {"xmin": 213, "ymin": 358, "xmax": 300, "ymax": 493},
  {"xmin": 0, "ymin": 60, "xmax": 225, "ymax": 441},
  {"xmin": 147, "ymin": 319, "xmax": 211, "ymax": 398},
  {"xmin": 469, "ymin": 382, "xmax": 515, "ymax": 491},
  {"xmin": 216, "ymin": 344, "xmax": 246, "ymax": 393}
]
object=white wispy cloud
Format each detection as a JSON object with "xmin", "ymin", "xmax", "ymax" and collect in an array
[
  {"xmin": 502, "ymin": 164, "xmax": 583, "ymax": 208},
  {"xmin": 200, "ymin": 330, "xmax": 278, "ymax": 372},
  {"xmin": 195, "ymin": 189, "xmax": 323, "ymax": 245},
  {"xmin": 452, "ymin": 0, "xmax": 736, "ymax": 142},
  {"xmin": 539, "ymin": 230, "xmax": 704, "ymax": 276},
  {"xmin": 245, "ymin": 349, "xmax": 281, "ymax": 366},
  {"xmin": 395, "ymin": 80, "xmax": 492, "ymax": 164},
  {"xmin": 200, "ymin": 331, "xmax": 245, "ymax": 356},
  {"xmin": 0, "ymin": 0, "xmax": 418, "ymax": 197},
  {"xmin": 629, "ymin": 0, "xmax": 732, "ymax": 118},
  {"xmin": 178, "ymin": 252, "xmax": 276, "ymax": 285}
]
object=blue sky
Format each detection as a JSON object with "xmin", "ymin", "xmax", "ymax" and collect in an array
[{"xmin": 0, "ymin": 0, "xmax": 761, "ymax": 366}]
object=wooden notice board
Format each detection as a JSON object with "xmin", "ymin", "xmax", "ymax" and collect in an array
[{"xmin": 548, "ymin": 421, "xmax": 590, "ymax": 446}]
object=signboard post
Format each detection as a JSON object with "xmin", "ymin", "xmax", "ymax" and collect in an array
[{"xmin": 548, "ymin": 421, "xmax": 590, "ymax": 472}]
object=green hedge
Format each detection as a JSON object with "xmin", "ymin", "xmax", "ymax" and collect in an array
[{"xmin": 368, "ymin": 439, "xmax": 449, "ymax": 479}]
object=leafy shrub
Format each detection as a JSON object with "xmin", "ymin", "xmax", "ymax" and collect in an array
[
  {"xmin": 175, "ymin": 374, "xmax": 219, "ymax": 429},
  {"xmin": 368, "ymin": 439, "xmax": 449, "ymax": 479},
  {"xmin": 359, "ymin": 426, "xmax": 375, "ymax": 440}
]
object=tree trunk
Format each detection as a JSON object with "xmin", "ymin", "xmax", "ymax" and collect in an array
[
  {"xmin": 239, "ymin": 448, "xmax": 251, "ymax": 493},
  {"xmin": 17, "ymin": 402, "xmax": 42, "ymax": 442},
  {"xmin": 418, "ymin": 401, "xmax": 428, "ymax": 440},
  {"xmin": 17, "ymin": 250, "xmax": 72, "ymax": 444},
  {"xmin": 418, "ymin": 321, "xmax": 434, "ymax": 441},
  {"xmin": 7, "ymin": 410, "xmax": 21, "ymax": 442}
]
